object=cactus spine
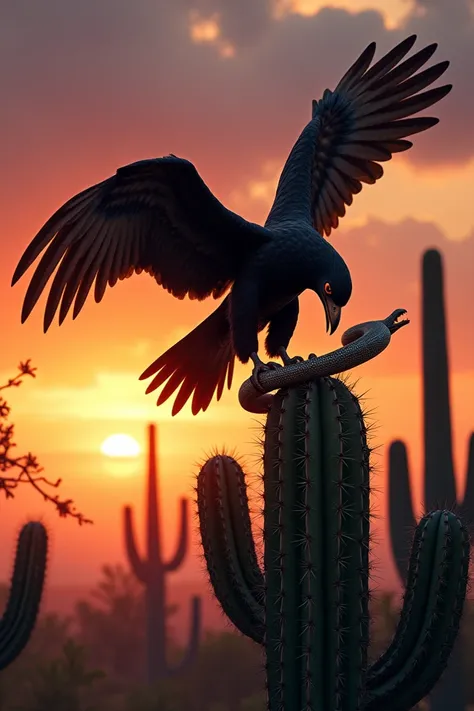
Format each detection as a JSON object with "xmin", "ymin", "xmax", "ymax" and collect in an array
[
  {"xmin": 197, "ymin": 379, "xmax": 470, "ymax": 711},
  {"xmin": 124, "ymin": 424, "xmax": 201, "ymax": 684},
  {"xmin": 388, "ymin": 248, "xmax": 474, "ymax": 711},
  {"xmin": 0, "ymin": 521, "xmax": 48, "ymax": 669}
]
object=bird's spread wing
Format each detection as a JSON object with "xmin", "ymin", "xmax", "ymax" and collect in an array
[
  {"xmin": 269, "ymin": 35, "xmax": 451, "ymax": 236},
  {"xmin": 139, "ymin": 298, "xmax": 235, "ymax": 416},
  {"xmin": 12, "ymin": 156, "xmax": 270, "ymax": 331},
  {"xmin": 310, "ymin": 35, "xmax": 451, "ymax": 236}
]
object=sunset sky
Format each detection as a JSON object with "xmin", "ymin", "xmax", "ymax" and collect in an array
[{"xmin": 1, "ymin": 0, "xmax": 473, "ymax": 595}]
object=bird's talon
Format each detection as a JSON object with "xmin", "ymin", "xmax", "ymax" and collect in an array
[
  {"xmin": 277, "ymin": 346, "xmax": 304, "ymax": 366},
  {"xmin": 308, "ymin": 353, "xmax": 318, "ymax": 360},
  {"xmin": 249, "ymin": 349, "xmax": 284, "ymax": 392},
  {"xmin": 250, "ymin": 361, "xmax": 282, "ymax": 392}
]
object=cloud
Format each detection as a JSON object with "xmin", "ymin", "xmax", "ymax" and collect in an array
[
  {"xmin": 5, "ymin": 368, "xmax": 253, "ymax": 424},
  {"xmin": 330, "ymin": 216, "xmax": 474, "ymax": 376},
  {"xmin": 230, "ymin": 154, "xmax": 474, "ymax": 241},
  {"xmin": 399, "ymin": 0, "xmax": 474, "ymax": 166},
  {"xmin": 2, "ymin": 0, "xmax": 472, "ymax": 202},
  {"xmin": 187, "ymin": 0, "xmax": 274, "ymax": 47}
]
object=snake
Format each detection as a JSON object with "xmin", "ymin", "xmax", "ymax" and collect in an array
[{"xmin": 238, "ymin": 308, "xmax": 409, "ymax": 413}]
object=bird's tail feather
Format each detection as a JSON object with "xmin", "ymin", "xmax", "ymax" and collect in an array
[{"xmin": 139, "ymin": 298, "xmax": 235, "ymax": 416}]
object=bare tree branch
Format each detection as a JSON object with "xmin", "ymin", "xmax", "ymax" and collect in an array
[{"xmin": 0, "ymin": 360, "xmax": 92, "ymax": 525}]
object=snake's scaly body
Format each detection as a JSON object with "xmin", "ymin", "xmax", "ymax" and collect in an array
[{"xmin": 239, "ymin": 308, "xmax": 409, "ymax": 413}]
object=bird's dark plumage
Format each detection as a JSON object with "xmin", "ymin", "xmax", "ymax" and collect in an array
[
  {"xmin": 12, "ymin": 156, "xmax": 270, "ymax": 326},
  {"xmin": 140, "ymin": 298, "xmax": 235, "ymax": 416},
  {"xmin": 12, "ymin": 35, "xmax": 452, "ymax": 414}
]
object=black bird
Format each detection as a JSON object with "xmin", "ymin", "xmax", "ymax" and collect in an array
[{"xmin": 12, "ymin": 35, "xmax": 451, "ymax": 415}]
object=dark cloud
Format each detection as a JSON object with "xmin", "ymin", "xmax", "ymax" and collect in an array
[
  {"xmin": 400, "ymin": 0, "xmax": 474, "ymax": 165},
  {"xmin": 1, "ymin": 0, "xmax": 472, "ymax": 193}
]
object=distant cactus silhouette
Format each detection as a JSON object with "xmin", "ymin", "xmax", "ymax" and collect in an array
[
  {"xmin": 0, "ymin": 361, "xmax": 85, "ymax": 667},
  {"xmin": 0, "ymin": 521, "xmax": 48, "ymax": 669},
  {"xmin": 198, "ymin": 378, "xmax": 470, "ymax": 711},
  {"xmin": 388, "ymin": 248, "xmax": 474, "ymax": 711},
  {"xmin": 124, "ymin": 424, "xmax": 201, "ymax": 684}
]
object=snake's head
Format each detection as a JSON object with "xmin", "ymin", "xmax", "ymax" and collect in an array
[{"xmin": 383, "ymin": 308, "xmax": 410, "ymax": 334}]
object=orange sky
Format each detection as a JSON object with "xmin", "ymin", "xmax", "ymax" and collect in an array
[{"xmin": 1, "ymin": 0, "xmax": 473, "ymax": 595}]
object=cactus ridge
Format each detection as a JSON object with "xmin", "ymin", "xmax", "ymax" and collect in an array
[
  {"xmin": 197, "ymin": 376, "xmax": 470, "ymax": 711},
  {"xmin": 261, "ymin": 380, "xmax": 371, "ymax": 711},
  {"xmin": 197, "ymin": 455, "xmax": 265, "ymax": 643},
  {"xmin": 0, "ymin": 521, "xmax": 48, "ymax": 670}
]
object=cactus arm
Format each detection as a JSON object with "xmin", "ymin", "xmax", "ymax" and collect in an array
[
  {"xmin": 388, "ymin": 440, "xmax": 417, "ymax": 584},
  {"xmin": 167, "ymin": 595, "xmax": 201, "ymax": 676},
  {"xmin": 461, "ymin": 433, "xmax": 474, "ymax": 518},
  {"xmin": 164, "ymin": 498, "xmax": 188, "ymax": 572},
  {"xmin": 0, "ymin": 522, "xmax": 48, "ymax": 670},
  {"xmin": 365, "ymin": 510, "xmax": 470, "ymax": 711},
  {"xmin": 197, "ymin": 455, "xmax": 265, "ymax": 644},
  {"xmin": 123, "ymin": 506, "xmax": 148, "ymax": 583}
]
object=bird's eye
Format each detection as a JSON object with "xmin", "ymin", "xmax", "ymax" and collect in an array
[{"xmin": 324, "ymin": 282, "xmax": 332, "ymax": 295}]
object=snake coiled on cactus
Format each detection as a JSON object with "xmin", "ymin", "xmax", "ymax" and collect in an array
[{"xmin": 196, "ymin": 311, "xmax": 470, "ymax": 711}]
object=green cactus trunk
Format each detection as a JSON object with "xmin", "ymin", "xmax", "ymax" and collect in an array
[
  {"xmin": 0, "ymin": 522, "xmax": 48, "ymax": 669},
  {"xmin": 197, "ymin": 377, "xmax": 470, "ymax": 711},
  {"xmin": 264, "ymin": 380, "xmax": 370, "ymax": 711}
]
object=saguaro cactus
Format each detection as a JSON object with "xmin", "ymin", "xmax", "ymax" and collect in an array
[
  {"xmin": 124, "ymin": 424, "xmax": 201, "ymax": 684},
  {"xmin": 388, "ymin": 249, "xmax": 474, "ymax": 711},
  {"xmin": 0, "ymin": 521, "xmax": 48, "ymax": 669},
  {"xmin": 197, "ymin": 378, "xmax": 470, "ymax": 711}
]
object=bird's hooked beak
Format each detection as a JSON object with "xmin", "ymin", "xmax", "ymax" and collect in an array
[{"xmin": 322, "ymin": 293, "xmax": 341, "ymax": 335}]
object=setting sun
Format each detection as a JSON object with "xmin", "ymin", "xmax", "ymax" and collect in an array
[{"xmin": 100, "ymin": 433, "xmax": 141, "ymax": 458}]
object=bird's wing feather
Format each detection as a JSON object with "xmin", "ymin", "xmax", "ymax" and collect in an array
[
  {"xmin": 310, "ymin": 35, "xmax": 451, "ymax": 236},
  {"xmin": 139, "ymin": 298, "xmax": 235, "ymax": 416},
  {"xmin": 266, "ymin": 35, "xmax": 451, "ymax": 236},
  {"xmin": 12, "ymin": 156, "xmax": 270, "ymax": 331}
]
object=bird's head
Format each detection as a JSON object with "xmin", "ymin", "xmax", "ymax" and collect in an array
[{"xmin": 313, "ymin": 250, "xmax": 352, "ymax": 335}]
